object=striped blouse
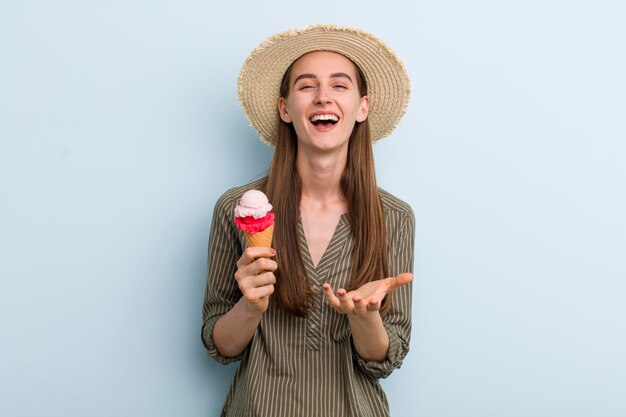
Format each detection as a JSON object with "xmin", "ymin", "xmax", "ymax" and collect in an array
[{"xmin": 202, "ymin": 179, "xmax": 415, "ymax": 417}]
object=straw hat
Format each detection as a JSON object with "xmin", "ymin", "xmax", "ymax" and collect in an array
[{"xmin": 237, "ymin": 24, "xmax": 410, "ymax": 146}]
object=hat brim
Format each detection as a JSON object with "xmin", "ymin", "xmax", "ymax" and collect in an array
[{"xmin": 237, "ymin": 24, "xmax": 410, "ymax": 146}]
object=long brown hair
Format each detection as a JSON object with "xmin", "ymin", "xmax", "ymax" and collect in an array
[{"xmin": 263, "ymin": 55, "xmax": 390, "ymax": 317}]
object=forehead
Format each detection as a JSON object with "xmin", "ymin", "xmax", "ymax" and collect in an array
[{"xmin": 289, "ymin": 51, "xmax": 358, "ymax": 78}]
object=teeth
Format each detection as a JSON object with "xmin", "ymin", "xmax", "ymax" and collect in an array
[{"xmin": 310, "ymin": 114, "xmax": 339, "ymax": 122}]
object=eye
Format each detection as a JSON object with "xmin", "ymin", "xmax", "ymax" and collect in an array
[{"xmin": 334, "ymin": 84, "xmax": 348, "ymax": 90}]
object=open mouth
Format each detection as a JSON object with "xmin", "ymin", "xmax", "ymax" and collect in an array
[{"xmin": 310, "ymin": 114, "xmax": 339, "ymax": 127}]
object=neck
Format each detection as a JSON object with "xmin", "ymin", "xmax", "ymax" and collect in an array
[{"xmin": 296, "ymin": 150, "xmax": 346, "ymax": 203}]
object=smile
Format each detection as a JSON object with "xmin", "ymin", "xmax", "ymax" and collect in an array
[{"xmin": 309, "ymin": 113, "xmax": 339, "ymax": 127}]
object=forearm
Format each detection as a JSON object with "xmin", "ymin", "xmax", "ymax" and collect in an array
[
  {"xmin": 212, "ymin": 297, "xmax": 262, "ymax": 358},
  {"xmin": 348, "ymin": 312, "xmax": 389, "ymax": 362}
]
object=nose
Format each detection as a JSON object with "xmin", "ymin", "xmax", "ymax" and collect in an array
[{"xmin": 314, "ymin": 85, "xmax": 332, "ymax": 105}]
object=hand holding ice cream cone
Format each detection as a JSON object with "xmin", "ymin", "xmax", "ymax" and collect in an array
[{"xmin": 232, "ymin": 190, "xmax": 277, "ymax": 315}]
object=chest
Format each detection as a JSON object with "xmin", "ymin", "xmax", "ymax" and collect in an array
[{"xmin": 300, "ymin": 209, "xmax": 345, "ymax": 268}]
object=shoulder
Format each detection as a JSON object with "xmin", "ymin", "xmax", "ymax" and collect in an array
[
  {"xmin": 378, "ymin": 187, "xmax": 414, "ymax": 221},
  {"xmin": 215, "ymin": 178, "xmax": 267, "ymax": 214},
  {"xmin": 379, "ymin": 188, "xmax": 415, "ymax": 254}
]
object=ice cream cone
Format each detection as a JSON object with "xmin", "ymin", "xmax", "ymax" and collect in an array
[{"xmin": 244, "ymin": 223, "xmax": 274, "ymax": 248}]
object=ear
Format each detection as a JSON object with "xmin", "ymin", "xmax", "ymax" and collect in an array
[
  {"xmin": 356, "ymin": 95, "xmax": 369, "ymax": 123},
  {"xmin": 278, "ymin": 97, "xmax": 292, "ymax": 123}
]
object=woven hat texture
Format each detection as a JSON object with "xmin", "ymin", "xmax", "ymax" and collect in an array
[{"xmin": 237, "ymin": 24, "xmax": 410, "ymax": 145}]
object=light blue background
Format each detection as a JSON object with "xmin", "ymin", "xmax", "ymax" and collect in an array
[{"xmin": 1, "ymin": 1, "xmax": 625, "ymax": 416}]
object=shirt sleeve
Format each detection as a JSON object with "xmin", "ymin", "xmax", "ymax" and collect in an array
[
  {"xmin": 354, "ymin": 208, "xmax": 415, "ymax": 379},
  {"xmin": 201, "ymin": 191, "xmax": 245, "ymax": 364}
]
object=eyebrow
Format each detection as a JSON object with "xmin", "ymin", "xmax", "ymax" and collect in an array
[{"xmin": 293, "ymin": 72, "xmax": 354, "ymax": 84}]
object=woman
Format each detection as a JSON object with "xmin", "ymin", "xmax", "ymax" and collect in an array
[{"xmin": 202, "ymin": 25, "xmax": 415, "ymax": 417}]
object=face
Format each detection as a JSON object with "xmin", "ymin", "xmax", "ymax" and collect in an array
[{"xmin": 278, "ymin": 51, "xmax": 369, "ymax": 154}]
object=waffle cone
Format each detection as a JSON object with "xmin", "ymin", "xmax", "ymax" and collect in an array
[{"xmin": 244, "ymin": 223, "xmax": 274, "ymax": 248}]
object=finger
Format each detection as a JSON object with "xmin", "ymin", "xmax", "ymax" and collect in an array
[
  {"xmin": 237, "ymin": 258, "xmax": 278, "ymax": 282},
  {"xmin": 386, "ymin": 273, "xmax": 413, "ymax": 290},
  {"xmin": 236, "ymin": 247, "xmax": 276, "ymax": 269},
  {"xmin": 352, "ymin": 295, "xmax": 368, "ymax": 315},
  {"xmin": 248, "ymin": 257, "xmax": 278, "ymax": 274},
  {"xmin": 322, "ymin": 282, "xmax": 339, "ymax": 305},
  {"xmin": 240, "ymin": 273, "xmax": 275, "ymax": 300},
  {"xmin": 366, "ymin": 297, "xmax": 381, "ymax": 312},
  {"xmin": 337, "ymin": 289, "xmax": 354, "ymax": 314},
  {"xmin": 239, "ymin": 271, "xmax": 276, "ymax": 291},
  {"xmin": 243, "ymin": 284, "xmax": 275, "ymax": 304},
  {"xmin": 322, "ymin": 283, "xmax": 341, "ymax": 309}
]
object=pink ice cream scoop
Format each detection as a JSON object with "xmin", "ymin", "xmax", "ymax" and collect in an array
[{"xmin": 234, "ymin": 190, "xmax": 275, "ymax": 234}]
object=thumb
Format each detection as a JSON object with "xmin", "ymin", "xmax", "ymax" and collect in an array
[{"xmin": 390, "ymin": 273, "xmax": 413, "ymax": 289}]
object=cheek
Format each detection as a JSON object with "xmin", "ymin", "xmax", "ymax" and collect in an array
[{"xmin": 347, "ymin": 101, "xmax": 364, "ymax": 120}]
